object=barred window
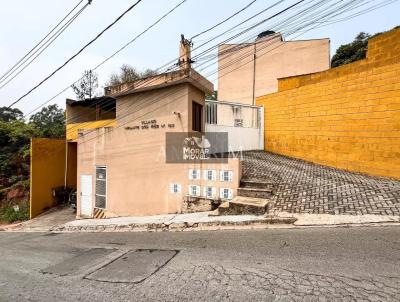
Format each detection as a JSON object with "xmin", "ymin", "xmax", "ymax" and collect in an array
[{"xmin": 95, "ymin": 166, "xmax": 107, "ymax": 209}]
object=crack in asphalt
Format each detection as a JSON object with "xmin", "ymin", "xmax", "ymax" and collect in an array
[{"xmin": 133, "ymin": 263, "xmax": 400, "ymax": 301}]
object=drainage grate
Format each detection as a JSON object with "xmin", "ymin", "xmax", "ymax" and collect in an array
[{"xmin": 85, "ymin": 249, "xmax": 179, "ymax": 283}]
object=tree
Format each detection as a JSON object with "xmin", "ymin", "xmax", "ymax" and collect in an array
[
  {"xmin": 0, "ymin": 119, "xmax": 38, "ymax": 186},
  {"xmin": 206, "ymin": 90, "xmax": 218, "ymax": 101},
  {"xmin": 331, "ymin": 32, "xmax": 370, "ymax": 68},
  {"xmin": 29, "ymin": 104, "xmax": 65, "ymax": 138},
  {"xmin": 71, "ymin": 70, "xmax": 99, "ymax": 100},
  {"xmin": 107, "ymin": 64, "xmax": 158, "ymax": 86},
  {"xmin": 0, "ymin": 107, "xmax": 24, "ymax": 122}
]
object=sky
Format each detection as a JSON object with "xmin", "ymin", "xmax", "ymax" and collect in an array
[{"xmin": 0, "ymin": 0, "xmax": 399, "ymax": 116}]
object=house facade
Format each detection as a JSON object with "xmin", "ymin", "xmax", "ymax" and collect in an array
[
  {"xmin": 69, "ymin": 67, "xmax": 240, "ymax": 218},
  {"xmin": 218, "ymin": 31, "xmax": 330, "ymax": 105}
]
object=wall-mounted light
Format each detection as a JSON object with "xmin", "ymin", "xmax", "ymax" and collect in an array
[{"xmin": 173, "ymin": 111, "xmax": 181, "ymax": 118}]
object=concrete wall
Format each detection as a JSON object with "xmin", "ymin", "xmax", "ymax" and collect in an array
[
  {"xmin": 218, "ymin": 34, "xmax": 330, "ymax": 104},
  {"xmin": 206, "ymin": 124, "xmax": 262, "ymax": 152},
  {"xmin": 257, "ymin": 28, "xmax": 400, "ymax": 179},
  {"xmin": 76, "ymin": 82, "xmax": 240, "ymax": 217},
  {"xmin": 30, "ymin": 138, "xmax": 66, "ymax": 218}
]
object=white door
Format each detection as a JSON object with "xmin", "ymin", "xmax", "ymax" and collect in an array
[{"xmin": 80, "ymin": 175, "xmax": 92, "ymax": 217}]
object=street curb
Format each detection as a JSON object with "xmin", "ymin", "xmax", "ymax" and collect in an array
[{"xmin": 50, "ymin": 217, "xmax": 298, "ymax": 233}]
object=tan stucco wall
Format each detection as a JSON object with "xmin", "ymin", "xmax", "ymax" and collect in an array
[
  {"xmin": 218, "ymin": 35, "xmax": 330, "ymax": 104},
  {"xmin": 76, "ymin": 83, "xmax": 240, "ymax": 218}
]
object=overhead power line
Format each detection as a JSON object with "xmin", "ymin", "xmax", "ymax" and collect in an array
[
  {"xmin": 0, "ymin": 0, "xmax": 90, "ymax": 87},
  {"xmin": 190, "ymin": 0, "xmax": 259, "ymax": 40},
  {"xmin": 8, "ymin": 0, "xmax": 143, "ymax": 108},
  {"xmin": 25, "ymin": 0, "xmax": 396, "ymax": 131},
  {"xmin": 0, "ymin": 2, "xmax": 91, "ymax": 90},
  {"xmin": 74, "ymin": 0, "xmax": 396, "ymax": 144},
  {"xmin": 24, "ymin": 0, "xmax": 189, "ymax": 118}
]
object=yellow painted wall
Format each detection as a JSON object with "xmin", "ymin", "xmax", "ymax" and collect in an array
[
  {"xmin": 66, "ymin": 142, "xmax": 77, "ymax": 189},
  {"xmin": 66, "ymin": 119, "xmax": 116, "ymax": 140},
  {"xmin": 30, "ymin": 138, "xmax": 66, "ymax": 218},
  {"xmin": 257, "ymin": 28, "xmax": 400, "ymax": 179}
]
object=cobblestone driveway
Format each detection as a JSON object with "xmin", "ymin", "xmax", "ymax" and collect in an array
[{"xmin": 241, "ymin": 151, "xmax": 400, "ymax": 215}]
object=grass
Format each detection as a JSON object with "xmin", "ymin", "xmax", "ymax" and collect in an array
[{"xmin": 0, "ymin": 200, "xmax": 29, "ymax": 224}]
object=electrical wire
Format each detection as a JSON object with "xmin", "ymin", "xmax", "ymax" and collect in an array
[
  {"xmin": 8, "ymin": 0, "xmax": 143, "ymax": 108},
  {"xmin": 31, "ymin": 0, "xmax": 396, "ymax": 136},
  {"xmin": 190, "ymin": 0, "xmax": 259, "ymax": 40},
  {"xmin": 24, "ymin": 0, "xmax": 189, "ymax": 124},
  {"xmin": 75, "ymin": 0, "xmax": 395, "ymax": 145},
  {"xmin": 0, "ymin": 3, "xmax": 90, "ymax": 89},
  {"xmin": 65, "ymin": 0, "xmax": 356, "ymax": 139},
  {"xmin": 65, "ymin": 0, "xmax": 368, "ymax": 136}
]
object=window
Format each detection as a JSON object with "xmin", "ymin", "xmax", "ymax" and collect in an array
[
  {"xmin": 169, "ymin": 183, "xmax": 181, "ymax": 194},
  {"xmin": 189, "ymin": 185, "xmax": 200, "ymax": 197},
  {"xmin": 203, "ymin": 169, "xmax": 216, "ymax": 181},
  {"xmin": 188, "ymin": 169, "xmax": 200, "ymax": 180},
  {"xmin": 220, "ymin": 188, "xmax": 233, "ymax": 200},
  {"xmin": 192, "ymin": 101, "xmax": 203, "ymax": 132},
  {"xmin": 220, "ymin": 170, "xmax": 233, "ymax": 182},
  {"xmin": 95, "ymin": 166, "xmax": 107, "ymax": 209},
  {"xmin": 203, "ymin": 186, "xmax": 216, "ymax": 198}
]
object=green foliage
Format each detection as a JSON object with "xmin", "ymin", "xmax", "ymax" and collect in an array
[
  {"xmin": 331, "ymin": 32, "xmax": 370, "ymax": 68},
  {"xmin": 0, "ymin": 107, "xmax": 24, "ymax": 122},
  {"xmin": 107, "ymin": 64, "xmax": 158, "ymax": 86},
  {"xmin": 71, "ymin": 70, "xmax": 99, "ymax": 101},
  {"xmin": 0, "ymin": 202, "xmax": 29, "ymax": 223},
  {"xmin": 29, "ymin": 104, "xmax": 65, "ymax": 138},
  {"xmin": 0, "ymin": 119, "xmax": 37, "ymax": 183},
  {"xmin": 331, "ymin": 26, "xmax": 399, "ymax": 68},
  {"xmin": 0, "ymin": 104, "xmax": 65, "ymax": 212},
  {"xmin": 206, "ymin": 90, "xmax": 218, "ymax": 101}
]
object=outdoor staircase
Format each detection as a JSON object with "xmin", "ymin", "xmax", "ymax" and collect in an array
[{"xmin": 215, "ymin": 179, "xmax": 275, "ymax": 216}]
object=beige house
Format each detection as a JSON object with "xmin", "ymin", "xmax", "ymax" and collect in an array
[
  {"xmin": 218, "ymin": 31, "xmax": 330, "ymax": 105},
  {"xmin": 66, "ymin": 37, "xmax": 241, "ymax": 218}
]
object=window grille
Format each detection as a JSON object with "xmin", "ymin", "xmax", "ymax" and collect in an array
[
  {"xmin": 220, "ymin": 170, "xmax": 233, "ymax": 182},
  {"xmin": 95, "ymin": 166, "xmax": 107, "ymax": 209},
  {"xmin": 189, "ymin": 185, "xmax": 200, "ymax": 197},
  {"xmin": 188, "ymin": 169, "xmax": 200, "ymax": 180},
  {"xmin": 203, "ymin": 169, "xmax": 216, "ymax": 181},
  {"xmin": 220, "ymin": 188, "xmax": 233, "ymax": 200},
  {"xmin": 205, "ymin": 102, "xmax": 217, "ymax": 124},
  {"xmin": 203, "ymin": 186, "xmax": 216, "ymax": 198},
  {"xmin": 169, "ymin": 183, "xmax": 181, "ymax": 194}
]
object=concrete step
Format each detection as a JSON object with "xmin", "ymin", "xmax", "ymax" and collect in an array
[
  {"xmin": 217, "ymin": 196, "xmax": 272, "ymax": 216},
  {"xmin": 240, "ymin": 179, "xmax": 275, "ymax": 191},
  {"xmin": 237, "ymin": 187, "xmax": 273, "ymax": 199}
]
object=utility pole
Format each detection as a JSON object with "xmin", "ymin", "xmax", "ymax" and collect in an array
[{"xmin": 252, "ymin": 41, "xmax": 257, "ymax": 106}]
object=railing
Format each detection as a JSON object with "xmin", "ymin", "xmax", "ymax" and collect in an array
[
  {"xmin": 205, "ymin": 100, "xmax": 264, "ymax": 152},
  {"xmin": 205, "ymin": 100, "xmax": 261, "ymax": 128}
]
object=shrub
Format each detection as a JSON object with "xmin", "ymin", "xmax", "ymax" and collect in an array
[{"xmin": 0, "ymin": 202, "xmax": 29, "ymax": 223}]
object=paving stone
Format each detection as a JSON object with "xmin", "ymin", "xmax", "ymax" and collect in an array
[{"xmin": 241, "ymin": 151, "xmax": 400, "ymax": 216}]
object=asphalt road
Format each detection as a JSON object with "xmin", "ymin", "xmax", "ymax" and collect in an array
[{"xmin": 0, "ymin": 227, "xmax": 399, "ymax": 301}]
